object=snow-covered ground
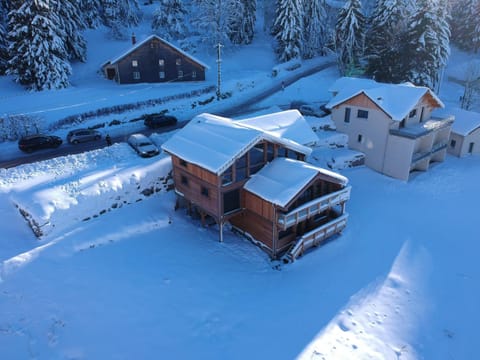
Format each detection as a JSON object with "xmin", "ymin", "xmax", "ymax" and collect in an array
[{"xmin": 1, "ymin": 6, "xmax": 479, "ymax": 359}]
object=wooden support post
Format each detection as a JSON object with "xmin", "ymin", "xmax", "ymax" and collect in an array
[{"xmin": 219, "ymin": 221, "xmax": 224, "ymax": 242}]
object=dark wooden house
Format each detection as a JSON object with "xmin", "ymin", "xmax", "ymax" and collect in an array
[
  {"xmin": 102, "ymin": 35, "xmax": 208, "ymax": 84},
  {"xmin": 161, "ymin": 110, "xmax": 351, "ymax": 261}
]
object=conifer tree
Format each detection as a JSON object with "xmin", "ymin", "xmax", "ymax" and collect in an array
[
  {"xmin": 7, "ymin": 0, "xmax": 72, "ymax": 90},
  {"xmin": 0, "ymin": 3, "xmax": 7, "ymax": 74},
  {"xmin": 152, "ymin": 0, "xmax": 188, "ymax": 41},
  {"xmin": 80, "ymin": 0, "xmax": 102, "ymax": 28},
  {"xmin": 192, "ymin": 0, "xmax": 234, "ymax": 46},
  {"xmin": 273, "ymin": 0, "xmax": 304, "ymax": 62},
  {"xmin": 405, "ymin": 0, "xmax": 450, "ymax": 88},
  {"xmin": 335, "ymin": 0, "xmax": 366, "ymax": 75},
  {"xmin": 450, "ymin": 0, "xmax": 478, "ymax": 52},
  {"xmin": 228, "ymin": 0, "xmax": 256, "ymax": 45},
  {"xmin": 303, "ymin": 0, "xmax": 328, "ymax": 59},
  {"xmin": 102, "ymin": 0, "xmax": 140, "ymax": 39},
  {"xmin": 365, "ymin": 0, "xmax": 413, "ymax": 82},
  {"xmin": 50, "ymin": 0, "xmax": 87, "ymax": 62}
]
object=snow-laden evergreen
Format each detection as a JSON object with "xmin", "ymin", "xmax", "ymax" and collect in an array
[
  {"xmin": 405, "ymin": 0, "xmax": 450, "ymax": 88},
  {"xmin": 335, "ymin": 0, "xmax": 366, "ymax": 75},
  {"xmin": 152, "ymin": 0, "xmax": 188, "ymax": 41},
  {"xmin": 273, "ymin": 0, "xmax": 304, "ymax": 62},
  {"xmin": 51, "ymin": 0, "xmax": 87, "ymax": 62},
  {"xmin": 80, "ymin": 0, "xmax": 102, "ymax": 29},
  {"xmin": 365, "ymin": 0, "xmax": 414, "ymax": 82},
  {"xmin": 228, "ymin": 0, "xmax": 256, "ymax": 45},
  {"xmin": 6, "ymin": 0, "xmax": 71, "ymax": 90},
  {"xmin": 0, "ymin": 3, "xmax": 7, "ymax": 75},
  {"xmin": 191, "ymin": 0, "xmax": 235, "ymax": 46},
  {"xmin": 101, "ymin": 0, "xmax": 141, "ymax": 39},
  {"xmin": 303, "ymin": 0, "xmax": 329, "ymax": 59},
  {"xmin": 450, "ymin": 0, "xmax": 479, "ymax": 52}
]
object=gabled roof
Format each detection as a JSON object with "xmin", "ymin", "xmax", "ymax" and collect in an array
[
  {"xmin": 434, "ymin": 108, "xmax": 480, "ymax": 136},
  {"xmin": 161, "ymin": 111, "xmax": 314, "ymax": 175},
  {"xmin": 236, "ymin": 109, "xmax": 319, "ymax": 146},
  {"xmin": 106, "ymin": 35, "xmax": 209, "ymax": 69},
  {"xmin": 326, "ymin": 77, "xmax": 444, "ymax": 121},
  {"xmin": 244, "ymin": 157, "xmax": 348, "ymax": 208}
]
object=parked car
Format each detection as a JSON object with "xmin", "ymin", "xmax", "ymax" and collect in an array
[
  {"xmin": 298, "ymin": 103, "xmax": 330, "ymax": 118},
  {"xmin": 127, "ymin": 134, "xmax": 160, "ymax": 158},
  {"xmin": 143, "ymin": 114, "xmax": 177, "ymax": 128},
  {"xmin": 67, "ymin": 128, "xmax": 102, "ymax": 144},
  {"xmin": 18, "ymin": 134, "xmax": 62, "ymax": 153}
]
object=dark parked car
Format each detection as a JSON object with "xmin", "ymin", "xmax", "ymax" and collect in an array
[
  {"xmin": 143, "ymin": 114, "xmax": 177, "ymax": 128},
  {"xmin": 18, "ymin": 134, "xmax": 62, "ymax": 153},
  {"xmin": 67, "ymin": 128, "xmax": 102, "ymax": 144}
]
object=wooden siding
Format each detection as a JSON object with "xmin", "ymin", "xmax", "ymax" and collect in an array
[
  {"xmin": 229, "ymin": 211, "xmax": 274, "ymax": 250},
  {"xmin": 342, "ymin": 93, "xmax": 391, "ymax": 119},
  {"xmin": 242, "ymin": 190, "xmax": 275, "ymax": 221},
  {"xmin": 110, "ymin": 37, "xmax": 205, "ymax": 84},
  {"xmin": 172, "ymin": 156, "xmax": 218, "ymax": 186}
]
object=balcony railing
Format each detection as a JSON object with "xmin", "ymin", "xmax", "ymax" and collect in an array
[
  {"xmin": 277, "ymin": 186, "xmax": 351, "ymax": 230},
  {"xmin": 390, "ymin": 116, "xmax": 454, "ymax": 139},
  {"xmin": 411, "ymin": 143, "xmax": 447, "ymax": 166},
  {"xmin": 283, "ymin": 213, "xmax": 349, "ymax": 262}
]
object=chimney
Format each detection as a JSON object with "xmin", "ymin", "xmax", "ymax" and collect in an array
[{"xmin": 131, "ymin": 33, "xmax": 136, "ymax": 45}]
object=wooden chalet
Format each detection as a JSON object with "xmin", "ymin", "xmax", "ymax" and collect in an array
[
  {"xmin": 102, "ymin": 35, "xmax": 208, "ymax": 84},
  {"xmin": 161, "ymin": 110, "xmax": 351, "ymax": 261}
]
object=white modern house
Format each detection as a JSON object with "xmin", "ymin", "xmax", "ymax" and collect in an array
[{"xmin": 326, "ymin": 77, "xmax": 454, "ymax": 181}]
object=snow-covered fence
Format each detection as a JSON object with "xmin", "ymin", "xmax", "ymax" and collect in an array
[{"xmin": 50, "ymin": 85, "xmax": 216, "ymax": 131}]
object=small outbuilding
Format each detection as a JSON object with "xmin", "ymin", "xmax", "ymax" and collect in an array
[
  {"xmin": 102, "ymin": 35, "xmax": 208, "ymax": 84},
  {"xmin": 436, "ymin": 108, "xmax": 480, "ymax": 157}
]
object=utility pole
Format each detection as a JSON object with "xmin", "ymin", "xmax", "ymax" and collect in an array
[{"xmin": 215, "ymin": 42, "xmax": 223, "ymax": 100}]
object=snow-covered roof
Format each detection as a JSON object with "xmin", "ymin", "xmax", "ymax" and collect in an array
[
  {"xmin": 326, "ymin": 77, "xmax": 444, "ymax": 121},
  {"xmin": 161, "ymin": 111, "xmax": 313, "ymax": 175},
  {"xmin": 236, "ymin": 109, "xmax": 319, "ymax": 146},
  {"xmin": 107, "ymin": 35, "xmax": 209, "ymax": 69},
  {"xmin": 244, "ymin": 157, "xmax": 348, "ymax": 208},
  {"xmin": 433, "ymin": 108, "xmax": 480, "ymax": 136}
]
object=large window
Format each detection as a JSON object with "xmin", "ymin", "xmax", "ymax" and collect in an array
[
  {"xmin": 222, "ymin": 166, "xmax": 233, "ymax": 186},
  {"xmin": 235, "ymin": 154, "xmax": 248, "ymax": 181},
  {"xmin": 357, "ymin": 109, "xmax": 369, "ymax": 119},
  {"xmin": 159, "ymin": 71, "xmax": 165, "ymax": 79},
  {"xmin": 223, "ymin": 189, "xmax": 240, "ymax": 214},
  {"xmin": 133, "ymin": 71, "xmax": 140, "ymax": 80}
]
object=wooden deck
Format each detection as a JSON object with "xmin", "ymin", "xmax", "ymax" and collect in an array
[
  {"xmin": 277, "ymin": 186, "xmax": 351, "ymax": 230},
  {"xmin": 282, "ymin": 213, "xmax": 349, "ymax": 262}
]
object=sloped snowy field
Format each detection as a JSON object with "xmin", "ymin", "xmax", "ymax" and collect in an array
[{"xmin": 0, "ymin": 140, "xmax": 478, "ymax": 359}]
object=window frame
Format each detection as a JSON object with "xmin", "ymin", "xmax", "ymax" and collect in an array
[
  {"xmin": 132, "ymin": 60, "xmax": 138, "ymax": 67},
  {"xmin": 344, "ymin": 107, "xmax": 351, "ymax": 123},
  {"xmin": 133, "ymin": 71, "xmax": 141, "ymax": 80},
  {"xmin": 357, "ymin": 109, "xmax": 369, "ymax": 119}
]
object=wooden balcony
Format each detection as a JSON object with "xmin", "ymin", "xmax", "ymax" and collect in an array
[
  {"xmin": 283, "ymin": 213, "xmax": 349, "ymax": 262},
  {"xmin": 277, "ymin": 186, "xmax": 351, "ymax": 230}
]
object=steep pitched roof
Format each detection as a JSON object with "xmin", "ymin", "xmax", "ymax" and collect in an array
[
  {"xmin": 434, "ymin": 108, "xmax": 480, "ymax": 136},
  {"xmin": 244, "ymin": 157, "xmax": 348, "ymax": 208},
  {"xmin": 236, "ymin": 109, "xmax": 319, "ymax": 146},
  {"xmin": 326, "ymin": 77, "xmax": 444, "ymax": 121},
  {"xmin": 161, "ymin": 111, "xmax": 314, "ymax": 175},
  {"xmin": 106, "ymin": 35, "xmax": 209, "ymax": 69}
]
